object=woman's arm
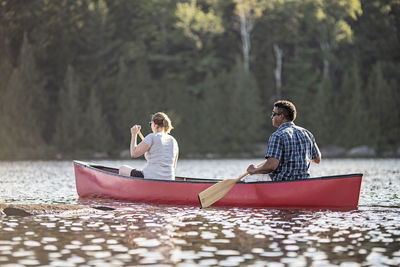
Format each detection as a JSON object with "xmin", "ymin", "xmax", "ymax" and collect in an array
[
  {"xmin": 130, "ymin": 125, "xmax": 150, "ymax": 158},
  {"xmin": 173, "ymin": 152, "xmax": 179, "ymax": 169},
  {"xmin": 130, "ymin": 137, "xmax": 150, "ymax": 158}
]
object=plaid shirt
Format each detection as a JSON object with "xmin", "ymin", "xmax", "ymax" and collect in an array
[{"xmin": 265, "ymin": 122, "xmax": 320, "ymax": 181}]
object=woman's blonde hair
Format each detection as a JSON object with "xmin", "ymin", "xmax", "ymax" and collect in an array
[{"xmin": 151, "ymin": 112, "xmax": 174, "ymax": 133}]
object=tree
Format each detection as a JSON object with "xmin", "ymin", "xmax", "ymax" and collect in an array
[
  {"xmin": 0, "ymin": 25, "xmax": 15, "ymax": 158},
  {"xmin": 53, "ymin": 65, "xmax": 84, "ymax": 155},
  {"xmin": 175, "ymin": 0, "xmax": 224, "ymax": 50},
  {"xmin": 352, "ymin": 0, "xmax": 400, "ymax": 81},
  {"xmin": 114, "ymin": 59, "xmax": 158, "ymax": 150},
  {"xmin": 220, "ymin": 59, "xmax": 264, "ymax": 151},
  {"xmin": 83, "ymin": 87, "xmax": 113, "ymax": 154},
  {"xmin": 337, "ymin": 63, "xmax": 368, "ymax": 148},
  {"xmin": 73, "ymin": 0, "xmax": 121, "ymax": 134},
  {"xmin": 313, "ymin": 0, "xmax": 362, "ymax": 78},
  {"xmin": 365, "ymin": 62, "xmax": 400, "ymax": 151},
  {"xmin": 310, "ymin": 75, "xmax": 335, "ymax": 146},
  {"xmin": 192, "ymin": 59, "xmax": 264, "ymax": 154},
  {"xmin": 252, "ymin": 0, "xmax": 305, "ymax": 103},
  {"xmin": 0, "ymin": 33, "xmax": 47, "ymax": 159},
  {"xmin": 233, "ymin": 0, "xmax": 267, "ymax": 72},
  {"xmin": 0, "ymin": 0, "xmax": 399, "ymax": 158}
]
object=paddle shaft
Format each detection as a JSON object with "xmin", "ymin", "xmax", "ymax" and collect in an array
[
  {"xmin": 231, "ymin": 171, "xmax": 255, "ymax": 183},
  {"xmin": 138, "ymin": 130, "xmax": 145, "ymax": 141},
  {"xmin": 198, "ymin": 161, "xmax": 266, "ymax": 208}
]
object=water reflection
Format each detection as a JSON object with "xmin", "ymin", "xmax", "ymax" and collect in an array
[
  {"xmin": 1, "ymin": 158, "xmax": 400, "ymax": 265},
  {"xmin": 1, "ymin": 201, "xmax": 400, "ymax": 266}
]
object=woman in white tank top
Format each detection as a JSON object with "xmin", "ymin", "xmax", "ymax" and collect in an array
[{"xmin": 119, "ymin": 112, "xmax": 179, "ymax": 180}]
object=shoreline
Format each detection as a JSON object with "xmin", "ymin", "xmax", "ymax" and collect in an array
[{"xmin": 1, "ymin": 145, "xmax": 400, "ymax": 161}]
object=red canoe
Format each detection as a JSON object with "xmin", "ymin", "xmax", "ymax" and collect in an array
[{"xmin": 74, "ymin": 160, "xmax": 363, "ymax": 208}]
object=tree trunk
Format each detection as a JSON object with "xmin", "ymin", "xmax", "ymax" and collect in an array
[
  {"xmin": 273, "ymin": 44, "xmax": 283, "ymax": 99},
  {"xmin": 238, "ymin": 3, "xmax": 254, "ymax": 72},
  {"xmin": 320, "ymin": 40, "xmax": 330, "ymax": 78}
]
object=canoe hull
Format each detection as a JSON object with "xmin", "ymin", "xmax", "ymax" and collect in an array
[{"xmin": 74, "ymin": 161, "xmax": 362, "ymax": 208}]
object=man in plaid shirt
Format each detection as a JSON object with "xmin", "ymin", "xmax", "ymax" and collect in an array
[{"xmin": 246, "ymin": 100, "xmax": 321, "ymax": 181}]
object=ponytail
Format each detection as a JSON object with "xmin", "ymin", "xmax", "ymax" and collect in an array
[{"xmin": 151, "ymin": 112, "xmax": 174, "ymax": 133}]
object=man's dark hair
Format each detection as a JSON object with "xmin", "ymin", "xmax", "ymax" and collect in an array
[{"xmin": 274, "ymin": 100, "xmax": 297, "ymax": 121}]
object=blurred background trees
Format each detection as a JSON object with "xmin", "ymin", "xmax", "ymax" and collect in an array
[{"xmin": 0, "ymin": 0, "xmax": 399, "ymax": 159}]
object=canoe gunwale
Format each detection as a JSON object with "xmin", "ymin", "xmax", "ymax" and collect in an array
[{"xmin": 73, "ymin": 160, "xmax": 363, "ymax": 184}]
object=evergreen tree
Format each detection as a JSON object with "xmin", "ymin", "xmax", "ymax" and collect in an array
[
  {"xmin": 309, "ymin": 76, "xmax": 335, "ymax": 146},
  {"xmin": 198, "ymin": 59, "xmax": 264, "ymax": 154},
  {"xmin": 114, "ymin": 59, "xmax": 158, "ymax": 150},
  {"xmin": 353, "ymin": 0, "xmax": 400, "ymax": 82},
  {"xmin": 53, "ymin": 65, "xmax": 84, "ymax": 156},
  {"xmin": 180, "ymin": 72, "xmax": 219, "ymax": 153},
  {"xmin": 366, "ymin": 62, "xmax": 399, "ymax": 151},
  {"xmin": 0, "ymin": 33, "xmax": 46, "ymax": 159},
  {"xmin": 1, "ymin": 0, "xmax": 399, "ymax": 159},
  {"xmin": 73, "ymin": 0, "xmax": 121, "ymax": 145},
  {"xmin": 0, "ymin": 27, "xmax": 15, "ymax": 158},
  {"xmin": 223, "ymin": 60, "xmax": 264, "ymax": 151},
  {"xmin": 338, "ymin": 63, "xmax": 368, "ymax": 148},
  {"xmin": 81, "ymin": 86, "xmax": 113, "ymax": 154}
]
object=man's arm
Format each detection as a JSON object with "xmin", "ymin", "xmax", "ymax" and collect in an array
[
  {"xmin": 247, "ymin": 158, "xmax": 279, "ymax": 174},
  {"xmin": 310, "ymin": 134, "xmax": 321, "ymax": 164},
  {"xmin": 312, "ymin": 154, "xmax": 321, "ymax": 164}
]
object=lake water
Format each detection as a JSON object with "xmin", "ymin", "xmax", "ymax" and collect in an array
[{"xmin": 1, "ymin": 158, "xmax": 400, "ymax": 266}]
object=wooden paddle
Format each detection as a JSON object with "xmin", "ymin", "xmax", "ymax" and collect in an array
[
  {"xmin": 198, "ymin": 161, "xmax": 266, "ymax": 208},
  {"xmin": 138, "ymin": 130, "xmax": 145, "ymax": 141}
]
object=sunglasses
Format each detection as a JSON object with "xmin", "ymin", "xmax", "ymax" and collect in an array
[
  {"xmin": 148, "ymin": 121, "xmax": 153, "ymax": 127},
  {"xmin": 271, "ymin": 111, "xmax": 282, "ymax": 117}
]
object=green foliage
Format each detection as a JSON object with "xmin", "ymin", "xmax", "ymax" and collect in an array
[
  {"xmin": 176, "ymin": 0, "xmax": 224, "ymax": 49},
  {"xmin": 83, "ymin": 87, "xmax": 113, "ymax": 153},
  {"xmin": 0, "ymin": 33, "xmax": 47, "ymax": 159},
  {"xmin": 176, "ymin": 60, "xmax": 263, "ymax": 154},
  {"xmin": 53, "ymin": 65, "xmax": 85, "ymax": 155},
  {"xmin": 114, "ymin": 60, "xmax": 159, "ymax": 145},
  {"xmin": 219, "ymin": 61, "xmax": 264, "ymax": 151},
  {"xmin": 365, "ymin": 62, "xmax": 400, "ymax": 151},
  {"xmin": 1, "ymin": 0, "xmax": 399, "ymax": 159},
  {"xmin": 338, "ymin": 63, "xmax": 369, "ymax": 148}
]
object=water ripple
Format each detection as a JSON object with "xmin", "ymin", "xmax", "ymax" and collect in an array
[{"xmin": 1, "ymin": 159, "xmax": 400, "ymax": 265}]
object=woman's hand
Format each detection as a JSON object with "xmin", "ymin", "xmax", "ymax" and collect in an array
[{"xmin": 131, "ymin": 125, "xmax": 141, "ymax": 135}]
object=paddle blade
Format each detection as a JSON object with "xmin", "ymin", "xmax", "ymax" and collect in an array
[
  {"xmin": 198, "ymin": 177, "xmax": 241, "ymax": 208},
  {"xmin": 198, "ymin": 162, "xmax": 265, "ymax": 208}
]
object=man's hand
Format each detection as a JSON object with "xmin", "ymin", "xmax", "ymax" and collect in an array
[
  {"xmin": 247, "ymin": 158, "xmax": 279, "ymax": 175},
  {"xmin": 247, "ymin": 164, "xmax": 257, "ymax": 174}
]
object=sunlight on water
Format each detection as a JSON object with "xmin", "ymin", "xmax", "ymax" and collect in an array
[
  {"xmin": 1, "ymin": 203, "xmax": 400, "ymax": 266},
  {"xmin": 1, "ymin": 158, "xmax": 400, "ymax": 265}
]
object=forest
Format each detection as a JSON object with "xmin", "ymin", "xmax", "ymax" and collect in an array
[{"xmin": 0, "ymin": 0, "xmax": 399, "ymax": 160}]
